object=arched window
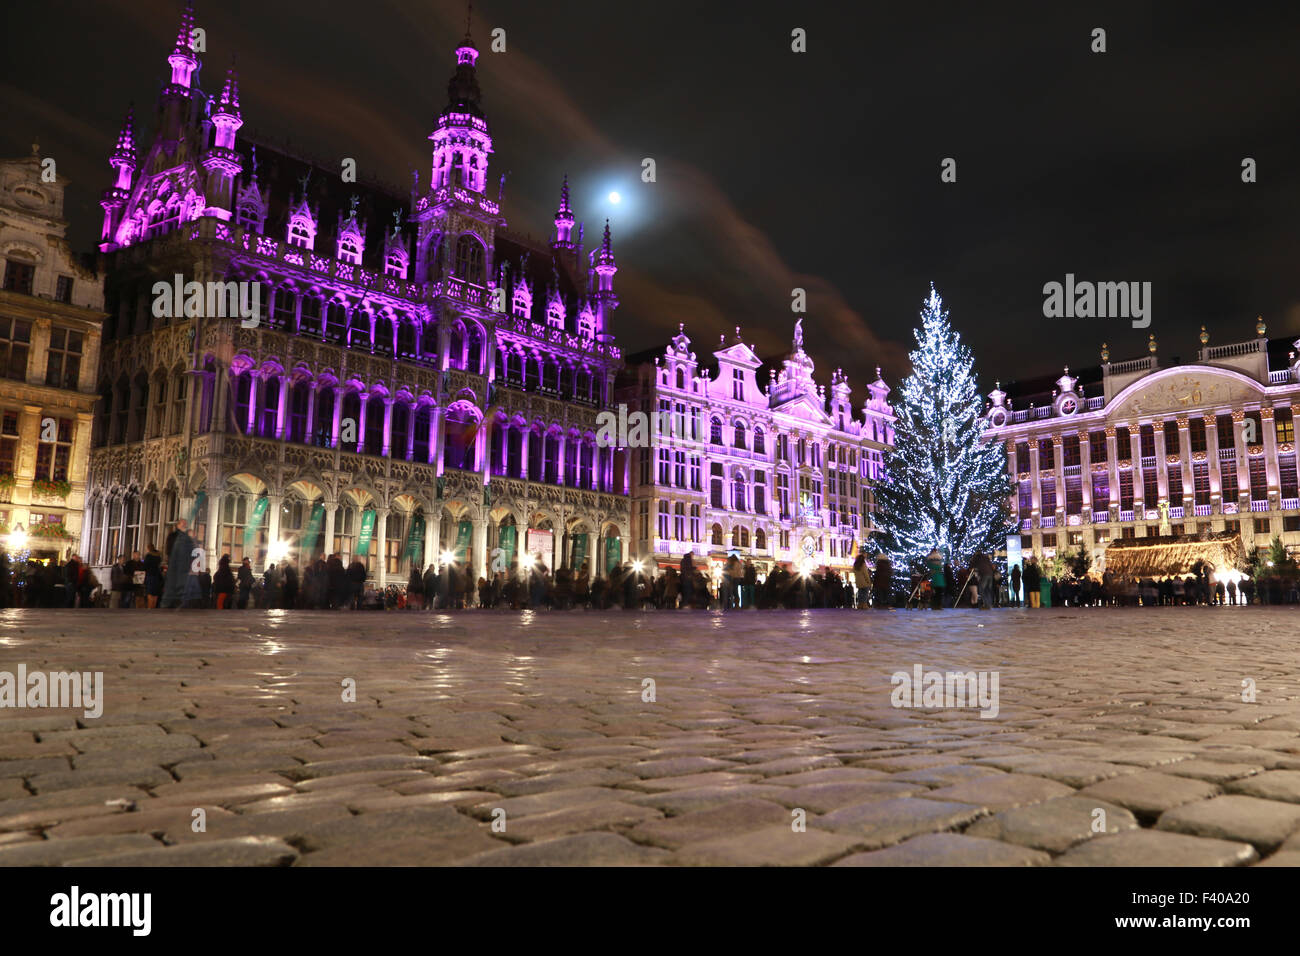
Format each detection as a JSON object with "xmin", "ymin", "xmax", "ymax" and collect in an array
[
  {"xmin": 364, "ymin": 396, "xmax": 385, "ymax": 456},
  {"xmin": 391, "ymin": 402, "xmax": 411, "ymax": 460},
  {"xmin": 467, "ymin": 326, "xmax": 483, "ymax": 375},
  {"xmin": 374, "ymin": 313, "xmax": 394, "ymax": 355},
  {"xmin": 753, "ymin": 427, "xmax": 765, "ymax": 455},
  {"xmin": 732, "ymin": 473, "xmax": 747, "ymax": 512},
  {"xmin": 411, "ymin": 405, "xmax": 432, "ymax": 462},
  {"xmin": 675, "ymin": 367, "xmax": 685, "ymax": 390},
  {"xmin": 232, "ymin": 372, "xmax": 253, "ymax": 436},
  {"xmin": 169, "ymin": 370, "xmax": 187, "ymax": 434},
  {"xmin": 348, "ymin": 309, "xmax": 371, "ymax": 349},
  {"xmin": 397, "ymin": 318, "xmax": 417, "ymax": 357},
  {"xmin": 710, "ymin": 417, "xmax": 723, "ymax": 445},
  {"xmin": 288, "ymin": 218, "xmax": 312, "ymax": 249},
  {"xmin": 447, "ymin": 324, "xmax": 465, "ymax": 370},
  {"xmin": 454, "ymin": 235, "xmax": 485, "ymax": 285},
  {"xmin": 338, "ymin": 236, "xmax": 360, "ymax": 265},
  {"xmin": 258, "ymin": 377, "xmax": 280, "ymax": 437},
  {"xmin": 288, "ymin": 381, "xmax": 310, "ymax": 443},
  {"xmin": 314, "ymin": 386, "xmax": 335, "ymax": 447},
  {"xmin": 272, "ymin": 290, "xmax": 296, "ymax": 330},
  {"xmin": 299, "ymin": 296, "xmax": 322, "ymax": 336},
  {"xmin": 341, "ymin": 391, "xmax": 362, "ymax": 452},
  {"xmin": 734, "ymin": 421, "xmax": 747, "ymax": 450},
  {"xmin": 424, "ymin": 235, "xmax": 443, "ymax": 282},
  {"xmin": 711, "ymin": 523, "xmax": 724, "ymax": 546},
  {"xmin": 755, "ymin": 528, "xmax": 766, "ymax": 550},
  {"xmin": 325, "ymin": 301, "xmax": 348, "ymax": 342}
]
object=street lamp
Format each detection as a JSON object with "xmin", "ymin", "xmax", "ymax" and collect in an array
[{"xmin": 9, "ymin": 523, "xmax": 27, "ymax": 553}]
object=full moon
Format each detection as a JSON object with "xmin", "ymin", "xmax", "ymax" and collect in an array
[{"xmin": 608, "ymin": 191, "xmax": 621, "ymax": 204}]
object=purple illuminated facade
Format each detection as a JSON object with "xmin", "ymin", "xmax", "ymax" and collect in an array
[
  {"xmin": 620, "ymin": 323, "xmax": 895, "ymax": 578},
  {"xmin": 85, "ymin": 5, "xmax": 630, "ymax": 582}
]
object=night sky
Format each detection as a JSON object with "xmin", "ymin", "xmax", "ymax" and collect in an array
[{"xmin": 4, "ymin": 0, "xmax": 1299, "ymax": 398}]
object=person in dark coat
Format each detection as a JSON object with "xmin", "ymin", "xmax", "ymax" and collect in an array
[
  {"xmin": 161, "ymin": 520, "xmax": 195, "ymax": 608},
  {"xmin": 408, "ymin": 566, "xmax": 424, "ymax": 610},
  {"xmin": 327, "ymin": 554, "xmax": 346, "ymax": 609},
  {"xmin": 213, "ymin": 555, "xmax": 235, "ymax": 609},
  {"xmin": 143, "ymin": 542, "xmax": 164, "ymax": 608},
  {"xmin": 63, "ymin": 554, "xmax": 82, "ymax": 608},
  {"xmin": 972, "ymin": 552, "xmax": 996, "ymax": 609},
  {"xmin": 1009, "ymin": 563, "xmax": 1022, "ymax": 606},
  {"xmin": 346, "ymin": 558, "xmax": 367, "ymax": 609},
  {"xmin": 282, "ymin": 561, "xmax": 299, "ymax": 609},
  {"xmin": 679, "ymin": 552, "xmax": 695, "ymax": 608},
  {"xmin": 872, "ymin": 555, "xmax": 892, "ymax": 608},
  {"xmin": 422, "ymin": 564, "xmax": 437, "ymax": 610},
  {"xmin": 236, "ymin": 558, "xmax": 254, "ymax": 608}
]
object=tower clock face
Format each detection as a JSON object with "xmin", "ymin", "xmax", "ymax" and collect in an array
[
  {"xmin": 1059, "ymin": 396, "xmax": 1077, "ymax": 415},
  {"xmin": 989, "ymin": 410, "xmax": 1006, "ymax": 427}
]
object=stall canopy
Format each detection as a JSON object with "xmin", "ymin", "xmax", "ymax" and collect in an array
[{"xmin": 1102, "ymin": 531, "xmax": 1243, "ymax": 578}]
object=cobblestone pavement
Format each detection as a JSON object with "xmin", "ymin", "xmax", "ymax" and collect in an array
[{"xmin": 2, "ymin": 607, "xmax": 1300, "ymax": 867}]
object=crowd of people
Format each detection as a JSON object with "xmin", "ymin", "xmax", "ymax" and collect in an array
[
  {"xmin": 1, "ymin": 518, "xmax": 1296, "ymax": 610},
  {"xmin": 905, "ymin": 549, "xmax": 1300, "ymax": 609}
]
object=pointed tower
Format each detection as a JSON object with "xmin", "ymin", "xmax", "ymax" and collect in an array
[
  {"xmin": 830, "ymin": 368, "xmax": 853, "ymax": 432},
  {"xmin": 545, "ymin": 266, "xmax": 565, "ymax": 329},
  {"xmin": 160, "ymin": 1, "xmax": 200, "ymax": 140},
  {"xmin": 201, "ymin": 65, "xmax": 244, "ymax": 220},
  {"xmin": 552, "ymin": 175, "xmax": 575, "ymax": 252},
  {"xmin": 590, "ymin": 219, "xmax": 619, "ymax": 337},
  {"xmin": 429, "ymin": 29, "xmax": 492, "ymax": 194},
  {"xmin": 413, "ymin": 31, "xmax": 504, "ymax": 290},
  {"xmin": 99, "ymin": 107, "xmax": 137, "ymax": 248}
]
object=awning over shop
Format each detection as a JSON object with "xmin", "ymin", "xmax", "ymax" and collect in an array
[{"xmin": 1102, "ymin": 531, "xmax": 1243, "ymax": 578}]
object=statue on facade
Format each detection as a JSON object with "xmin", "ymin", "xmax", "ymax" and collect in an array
[
  {"xmin": 793, "ymin": 318, "xmax": 804, "ymax": 352},
  {"xmin": 1158, "ymin": 499, "xmax": 1171, "ymax": 536}
]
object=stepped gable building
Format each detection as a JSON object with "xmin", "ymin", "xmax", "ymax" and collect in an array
[
  {"xmin": 983, "ymin": 322, "xmax": 1300, "ymax": 565},
  {"xmin": 86, "ymin": 4, "xmax": 629, "ymax": 583},
  {"xmin": 0, "ymin": 143, "xmax": 105, "ymax": 562},
  {"xmin": 619, "ymin": 320, "xmax": 894, "ymax": 582}
]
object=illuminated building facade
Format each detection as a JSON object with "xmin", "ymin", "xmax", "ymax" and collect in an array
[
  {"xmin": 85, "ymin": 5, "xmax": 629, "ymax": 583},
  {"xmin": 0, "ymin": 145, "xmax": 105, "ymax": 561},
  {"xmin": 984, "ymin": 322, "xmax": 1300, "ymax": 565},
  {"xmin": 621, "ymin": 321, "xmax": 895, "ymax": 578}
]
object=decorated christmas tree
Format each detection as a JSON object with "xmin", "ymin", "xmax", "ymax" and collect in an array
[{"xmin": 870, "ymin": 285, "xmax": 1013, "ymax": 572}]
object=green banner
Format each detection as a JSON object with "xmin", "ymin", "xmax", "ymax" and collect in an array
[
  {"xmin": 571, "ymin": 533, "xmax": 588, "ymax": 573},
  {"xmin": 498, "ymin": 524, "xmax": 516, "ymax": 574},
  {"xmin": 356, "ymin": 508, "xmax": 376, "ymax": 556},
  {"xmin": 454, "ymin": 519, "xmax": 472, "ymax": 562},
  {"xmin": 605, "ymin": 536, "xmax": 621, "ymax": 575},
  {"xmin": 243, "ymin": 495, "xmax": 269, "ymax": 558},
  {"xmin": 405, "ymin": 514, "xmax": 426, "ymax": 565},
  {"xmin": 301, "ymin": 503, "xmax": 325, "ymax": 558},
  {"xmin": 189, "ymin": 490, "xmax": 207, "ymax": 527}
]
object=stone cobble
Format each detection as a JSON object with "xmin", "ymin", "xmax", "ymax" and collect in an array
[{"xmin": 2, "ymin": 607, "xmax": 1299, "ymax": 865}]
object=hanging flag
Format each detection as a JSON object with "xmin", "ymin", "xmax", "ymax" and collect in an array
[
  {"xmin": 301, "ymin": 502, "xmax": 325, "ymax": 557},
  {"xmin": 454, "ymin": 519, "xmax": 472, "ymax": 561},
  {"xmin": 242, "ymin": 496, "xmax": 269, "ymax": 559},
  {"xmin": 189, "ymin": 490, "xmax": 207, "ymax": 526},
  {"xmin": 499, "ymin": 524, "xmax": 517, "ymax": 572},
  {"xmin": 605, "ymin": 535, "xmax": 621, "ymax": 575},
  {"xmin": 405, "ymin": 513, "xmax": 426, "ymax": 566},
  {"xmin": 356, "ymin": 508, "xmax": 376, "ymax": 556},
  {"xmin": 571, "ymin": 533, "xmax": 588, "ymax": 572}
]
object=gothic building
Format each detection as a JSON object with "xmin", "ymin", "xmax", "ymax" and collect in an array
[
  {"xmin": 983, "ymin": 322, "xmax": 1300, "ymax": 565},
  {"xmin": 619, "ymin": 321, "xmax": 894, "ymax": 582},
  {"xmin": 86, "ymin": 5, "xmax": 629, "ymax": 583},
  {"xmin": 0, "ymin": 144, "xmax": 105, "ymax": 562}
]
